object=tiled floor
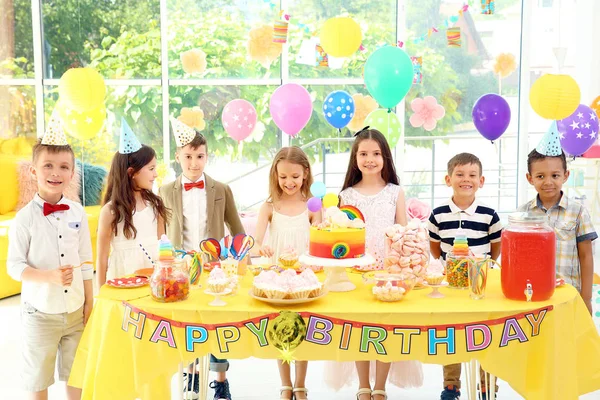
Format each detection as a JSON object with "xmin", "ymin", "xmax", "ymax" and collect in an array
[{"xmin": 2, "ymin": 266, "xmax": 599, "ymax": 399}]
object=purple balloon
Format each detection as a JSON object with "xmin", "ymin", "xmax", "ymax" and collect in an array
[
  {"xmin": 472, "ymin": 94, "xmax": 511, "ymax": 142},
  {"xmin": 307, "ymin": 197, "xmax": 322, "ymax": 213},
  {"xmin": 556, "ymin": 104, "xmax": 599, "ymax": 157}
]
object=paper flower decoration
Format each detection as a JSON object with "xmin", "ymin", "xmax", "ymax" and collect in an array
[
  {"xmin": 247, "ymin": 25, "xmax": 283, "ymax": 68},
  {"xmin": 180, "ymin": 49, "xmax": 207, "ymax": 75},
  {"xmin": 406, "ymin": 198, "xmax": 432, "ymax": 222},
  {"xmin": 348, "ymin": 94, "xmax": 378, "ymax": 132},
  {"xmin": 493, "ymin": 53, "xmax": 517, "ymax": 78},
  {"xmin": 409, "ymin": 96, "xmax": 445, "ymax": 131},
  {"xmin": 177, "ymin": 107, "xmax": 206, "ymax": 131}
]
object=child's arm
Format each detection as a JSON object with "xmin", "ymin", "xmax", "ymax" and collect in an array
[
  {"xmin": 430, "ymin": 241, "xmax": 442, "ymax": 260},
  {"xmin": 427, "ymin": 212, "xmax": 442, "ymax": 259},
  {"xmin": 490, "ymin": 242, "xmax": 501, "ymax": 261},
  {"xmin": 577, "ymin": 240, "xmax": 594, "ymax": 315},
  {"xmin": 78, "ymin": 210, "xmax": 94, "ymax": 322},
  {"xmin": 309, "ymin": 207, "xmax": 322, "ymax": 225},
  {"xmin": 223, "ymin": 185, "xmax": 245, "ymax": 236},
  {"xmin": 96, "ymin": 205, "xmax": 114, "ymax": 287},
  {"xmin": 395, "ymin": 188, "xmax": 407, "ymax": 226},
  {"xmin": 489, "ymin": 211, "xmax": 503, "ymax": 261},
  {"xmin": 253, "ymin": 202, "xmax": 273, "ymax": 257}
]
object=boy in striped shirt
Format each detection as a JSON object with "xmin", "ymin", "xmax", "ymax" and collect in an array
[{"xmin": 428, "ymin": 153, "xmax": 502, "ymax": 400}]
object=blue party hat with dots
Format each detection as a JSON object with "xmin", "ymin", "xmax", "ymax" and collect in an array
[
  {"xmin": 119, "ymin": 117, "xmax": 142, "ymax": 154},
  {"xmin": 536, "ymin": 121, "xmax": 562, "ymax": 156}
]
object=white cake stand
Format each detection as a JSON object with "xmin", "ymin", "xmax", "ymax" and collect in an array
[{"xmin": 299, "ymin": 253, "xmax": 376, "ymax": 292}]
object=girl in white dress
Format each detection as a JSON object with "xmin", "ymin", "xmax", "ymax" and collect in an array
[
  {"xmin": 325, "ymin": 127, "xmax": 423, "ymax": 400},
  {"xmin": 96, "ymin": 145, "xmax": 170, "ymax": 286},
  {"xmin": 253, "ymin": 147, "xmax": 322, "ymax": 400}
]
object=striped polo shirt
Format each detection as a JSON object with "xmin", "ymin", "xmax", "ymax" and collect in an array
[{"xmin": 428, "ymin": 198, "xmax": 502, "ymax": 259}]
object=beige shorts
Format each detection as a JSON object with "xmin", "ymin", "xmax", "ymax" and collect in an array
[{"xmin": 21, "ymin": 303, "xmax": 84, "ymax": 392}]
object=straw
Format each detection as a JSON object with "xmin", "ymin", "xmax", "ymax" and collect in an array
[{"xmin": 139, "ymin": 243, "xmax": 156, "ymax": 266}]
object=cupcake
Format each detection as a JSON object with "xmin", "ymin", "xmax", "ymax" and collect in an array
[
  {"xmin": 425, "ymin": 258, "xmax": 445, "ymax": 285},
  {"xmin": 252, "ymin": 270, "xmax": 277, "ymax": 298},
  {"xmin": 300, "ymin": 269, "xmax": 323, "ymax": 298},
  {"xmin": 288, "ymin": 275, "xmax": 311, "ymax": 299},
  {"xmin": 207, "ymin": 267, "xmax": 228, "ymax": 293},
  {"xmin": 278, "ymin": 246, "xmax": 299, "ymax": 268}
]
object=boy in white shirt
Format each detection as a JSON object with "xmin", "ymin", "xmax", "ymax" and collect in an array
[{"xmin": 7, "ymin": 115, "xmax": 93, "ymax": 400}]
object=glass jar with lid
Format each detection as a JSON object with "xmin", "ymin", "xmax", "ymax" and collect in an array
[{"xmin": 150, "ymin": 258, "xmax": 190, "ymax": 303}]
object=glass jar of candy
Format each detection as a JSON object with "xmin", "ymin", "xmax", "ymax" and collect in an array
[
  {"xmin": 501, "ymin": 212, "xmax": 555, "ymax": 301},
  {"xmin": 150, "ymin": 259, "xmax": 190, "ymax": 302},
  {"xmin": 446, "ymin": 251, "xmax": 470, "ymax": 289}
]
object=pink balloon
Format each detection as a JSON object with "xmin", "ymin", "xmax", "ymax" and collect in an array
[
  {"xmin": 222, "ymin": 99, "xmax": 257, "ymax": 141},
  {"xmin": 269, "ymin": 83, "xmax": 313, "ymax": 136}
]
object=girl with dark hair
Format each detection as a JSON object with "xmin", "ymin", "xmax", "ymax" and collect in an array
[{"xmin": 96, "ymin": 145, "xmax": 170, "ymax": 286}]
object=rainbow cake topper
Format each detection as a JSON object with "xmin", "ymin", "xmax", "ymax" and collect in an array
[
  {"xmin": 339, "ymin": 205, "xmax": 365, "ymax": 222},
  {"xmin": 158, "ymin": 234, "xmax": 175, "ymax": 263}
]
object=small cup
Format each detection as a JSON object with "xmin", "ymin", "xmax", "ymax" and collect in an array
[{"xmin": 468, "ymin": 255, "xmax": 490, "ymax": 300}]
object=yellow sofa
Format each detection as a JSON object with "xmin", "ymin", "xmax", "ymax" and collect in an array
[{"xmin": 0, "ymin": 138, "xmax": 101, "ymax": 299}]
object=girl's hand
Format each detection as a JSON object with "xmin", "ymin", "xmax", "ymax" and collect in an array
[{"xmin": 259, "ymin": 245, "xmax": 274, "ymax": 258}]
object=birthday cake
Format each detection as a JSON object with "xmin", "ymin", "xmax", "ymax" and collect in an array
[{"xmin": 309, "ymin": 206, "xmax": 366, "ymax": 259}]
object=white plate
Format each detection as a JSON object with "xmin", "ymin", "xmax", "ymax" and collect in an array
[{"xmin": 248, "ymin": 289, "xmax": 328, "ymax": 305}]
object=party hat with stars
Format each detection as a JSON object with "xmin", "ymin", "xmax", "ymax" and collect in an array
[
  {"xmin": 119, "ymin": 117, "xmax": 142, "ymax": 154},
  {"xmin": 41, "ymin": 109, "xmax": 69, "ymax": 146},
  {"xmin": 536, "ymin": 121, "xmax": 563, "ymax": 156},
  {"xmin": 170, "ymin": 116, "xmax": 196, "ymax": 148}
]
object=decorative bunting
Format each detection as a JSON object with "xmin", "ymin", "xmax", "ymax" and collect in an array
[
  {"xmin": 273, "ymin": 20, "xmax": 289, "ymax": 43},
  {"xmin": 411, "ymin": 56, "xmax": 423, "ymax": 85},
  {"xmin": 481, "ymin": 0, "xmax": 495, "ymax": 15},
  {"xmin": 447, "ymin": 27, "xmax": 462, "ymax": 48},
  {"xmin": 411, "ymin": 5, "xmax": 466, "ymax": 44}
]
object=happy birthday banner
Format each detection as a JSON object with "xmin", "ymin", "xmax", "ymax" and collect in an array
[{"xmin": 121, "ymin": 301, "xmax": 551, "ymax": 362}]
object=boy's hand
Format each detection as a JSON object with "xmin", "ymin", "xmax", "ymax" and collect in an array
[
  {"xmin": 83, "ymin": 300, "xmax": 93, "ymax": 326},
  {"xmin": 259, "ymin": 245, "xmax": 274, "ymax": 258},
  {"xmin": 584, "ymin": 298, "xmax": 593, "ymax": 316},
  {"xmin": 49, "ymin": 265, "xmax": 73, "ymax": 286}
]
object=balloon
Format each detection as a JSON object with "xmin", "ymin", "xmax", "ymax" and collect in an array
[
  {"xmin": 591, "ymin": 95, "xmax": 600, "ymax": 117},
  {"xmin": 270, "ymin": 84, "xmax": 313, "ymax": 137},
  {"xmin": 323, "ymin": 91, "xmax": 354, "ymax": 129},
  {"xmin": 58, "ymin": 67, "xmax": 106, "ymax": 113},
  {"xmin": 556, "ymin": 104, "xmax": 599, "ymax": 156},
  {"xmin": 222, "ymin": 99, "xmax": 257, "ymax": 141},
  {"xmin": 322, "ymin": 193, "xmax": 339, "ymax": 208},
  {"xmin": 364, "ymin": 46, "xmax": 413, "ymax": 109},
  {"xmin": 472, "ymin": 94, "xmax": 511, "ymax": 142},
  {"xmin": 310, "ymin": 181, "xmax": 326, "ymax": 198},
  {"xmin": 529, "ymin": 74, "xmax": 580, "ymax": 120},
  {"xmin": 307, "ymin": 197, "xmax": 322, "ymax": 212},
  {"xmin": 364, "ymin": 109, "xmax": 401, "ymax": 147},
  {"xmin": 319, "ymin": 17, "xmax": 362, "ymax": 58},
  {"xmin": 57, "ymin": 101, "xmax": 106, "ymax": 141}
]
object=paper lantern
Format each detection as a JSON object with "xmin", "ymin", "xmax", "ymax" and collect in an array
[
  {"xmin": 320, "ymin": 17, "xmax": 362, "ymax": 58},
  {"xmin": 58, "ymin": 68, "xmax": 106, "ymax": 113},
  {"xmin": 529, "ymin": 74, "xmax": 580, "ymax": 120},
  {"xmin": 58, "ymin": 101, "xmax": 106, "ymax": 141}
]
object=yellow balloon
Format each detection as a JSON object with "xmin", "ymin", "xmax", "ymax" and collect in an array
[
  {"xmin": 529, "ymin": 74, "xmax": 580, "ymax": 120},
  {"xmin": 58, "ymin": 101, "xmax": 106, "ymax": 141},
  {"xmin": 320, "ymin": 17, "xmax": 362, "ymax": 58},
  {"xmin": 59, "ymin": 67, "xmax": 106, "ymax": 113},
  {"xmin": 322, "ymin": 193, "xmax": 339, "ymax": 208}
]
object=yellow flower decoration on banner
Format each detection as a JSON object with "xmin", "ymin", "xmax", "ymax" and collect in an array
[
  {"xmin": 247, "ymin": 25, "xmax": 282, "ymax": 69},
  {"xmin": 493, "ymin": 53, "xmax": 517, "ymax": 78},
  {"xmin": 178, "ymin": 107, "xmax": 206, "ymax": 131},
  {"xmin": 180, "ymin": 49, "xmax": 207, "ymax": 75},
  {"xmin": 348, "ymin": 94, "xmax": 378, "ymax": 132}
]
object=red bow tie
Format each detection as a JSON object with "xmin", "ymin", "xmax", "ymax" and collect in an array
[
  {"xmin": 43, "ymin": 203, "xmax": 70, "ymax": 216},
  {"xmin": 184, "ymin": 180, "xmax": 205, "ymax": 191}
]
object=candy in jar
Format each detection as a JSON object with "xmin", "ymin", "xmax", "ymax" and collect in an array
[
  {"xmin": 501, "ymin": 213, "xmax": 555, "ymax": 301},
  {"xmin": 151, "ymin": 236, "xmax": 190, "ymax": 303},
  {"xmin": 384, "ymin": 219, "xmax": 429, "ymax": 286}
]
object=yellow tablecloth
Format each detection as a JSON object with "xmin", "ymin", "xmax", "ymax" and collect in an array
[{"xmin": 69, "ymin": 271, "xmax": 600, "ymax": 400}]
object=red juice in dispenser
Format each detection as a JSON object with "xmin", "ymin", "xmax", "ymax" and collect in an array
[{"xmin": 501, "ymin": 213, "xmax": 555, "ymax": 301}]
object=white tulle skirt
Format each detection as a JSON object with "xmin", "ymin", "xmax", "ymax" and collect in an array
[{"xmin": 324, "ymin": 360, "xmax": 423, "ymax": 391}]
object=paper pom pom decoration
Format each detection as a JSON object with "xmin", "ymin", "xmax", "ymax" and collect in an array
[
  {"xmin": 332, "ymin": 242, "xmax": 350, "ymax": 259},
  {"xmin": 529, "ymin": 74, "xmax": 581, "ymax": 120},
  {"xmin": 180, "ymin": 49, "xmax": 207, "ymax": 75},
  {"xmin": 58, "ymin": 67, "xmax": 106, "ymax": 113},
  {"xmin": 319, "ymin": 17, "xmax": 362, "ymax": 58},
  {"xmin": 247, "ymin": 25, "xmax": 283, "ymax": 69},
  {"xmin": 348, "ymin": 94, "xmax": 378, "ymax": 132},
  {"xmin": 493, "ymin": 53, "xmax": 517, "ymax": 78},
  {"xmin": 42, "ymin": 109, "xmax": 69, "ymax": 146},
  {"xmin": 409, "ymin": 96, "xmax": 445, "ymax": 131},
  {"xmin": 177, "ymin": 107, "xmax": 205, "ymax": 131},
  {"xmin": 339, "ymin": 205, "xmax": 364, "ymax": 222}
]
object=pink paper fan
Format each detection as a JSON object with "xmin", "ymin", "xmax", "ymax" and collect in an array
[{"xmin": 409, "ymin": 96, "xmax": 445, "ymax": 131}]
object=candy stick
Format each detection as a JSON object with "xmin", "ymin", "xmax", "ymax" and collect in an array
[{"xmin": 139, "ymin": 243, "xmax": 156, "ymax": 265}]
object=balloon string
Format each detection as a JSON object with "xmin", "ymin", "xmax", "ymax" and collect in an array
[
  {"xmin": 81, "ymin": 140, "xmax": 85, "ymax": 205},
  {"xmin": 337, "ymin": 128, "xmax": 341, "ymax": 153}
]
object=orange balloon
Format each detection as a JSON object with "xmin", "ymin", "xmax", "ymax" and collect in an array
[{"xmin": 591, "ymin": 95, "xmax": 600, "ymax": 117}]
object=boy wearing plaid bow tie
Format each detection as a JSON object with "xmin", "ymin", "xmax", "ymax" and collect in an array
[
  {"xmin": 7, "ymin": 113, "xmax": 93, "ymax": 399},
  {"xmin": 159, "ymin": 117, "xmax": 244, "ymax": 400}
]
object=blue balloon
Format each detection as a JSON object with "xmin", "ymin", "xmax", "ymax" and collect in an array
[
  {"xmin": 310, "ymin": 181, "xmax": 326, "ymax": 198},
  {"xmin": 323, "ymin": 90, "xmax": 355, "ymax": 129}
]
